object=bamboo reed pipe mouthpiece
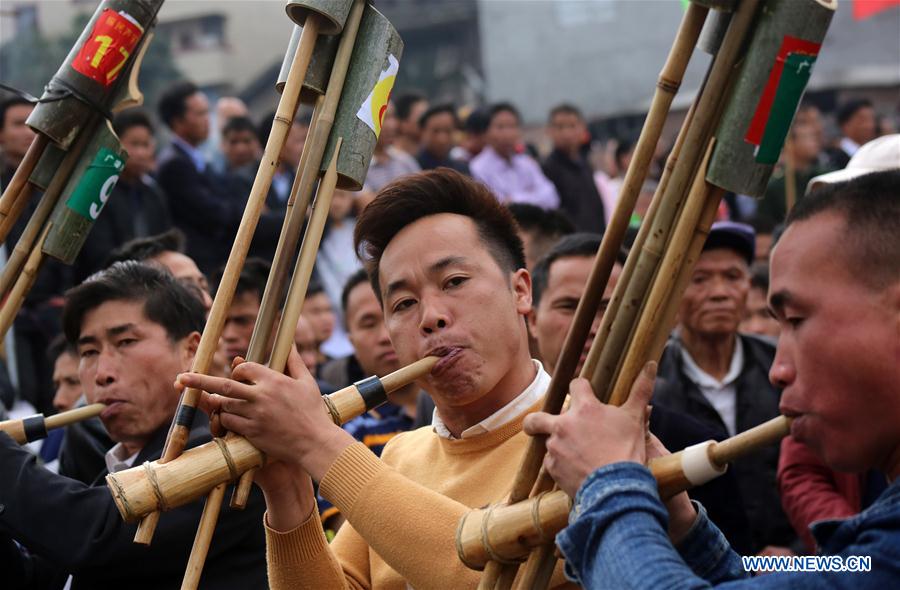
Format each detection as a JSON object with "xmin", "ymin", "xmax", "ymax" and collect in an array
[{"xmin": 0, "ymin": 403, "xmax": 105, "ymax": 445}]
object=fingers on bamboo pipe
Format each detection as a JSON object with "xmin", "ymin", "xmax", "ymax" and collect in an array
[{"xmin": 181, "ymin": 483, "xmax": 227, "ymax": 590}]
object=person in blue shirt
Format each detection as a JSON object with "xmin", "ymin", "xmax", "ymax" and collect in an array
[{"xmin": 524, "ymin": 170, "xmax": 900, "ymax": 588}]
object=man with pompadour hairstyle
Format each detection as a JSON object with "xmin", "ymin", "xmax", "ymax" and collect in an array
[{"xmin": 182, "ymin": 168, "xmax": 576, "ymax": 588}]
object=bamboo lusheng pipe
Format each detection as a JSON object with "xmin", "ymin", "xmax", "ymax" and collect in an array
[
  {"xmin": 229, "ymin": 96, "xmax": 327, "ymax": 511},
  {"xmin": 478, "ymin": 5, "xmax": 711, "ymax": 589},
  {"xmin": 587, "ymin": 0, "xmax": 760, "ymax": 406},
  {"xmin": 458, "ymin": 416, "xmax": 792, "ymax": 569},
  {"xmin": 0, "ymin": 134, "xmax": 49, "ymax": 243},
  {"xmin": 220, "ymin": 135, "xmax": 343, "ymax": 517},
  {"xmin": 133, "ymin": 16, "xmax": 323, "ymax": 547},
  {"xmin": 0, "ymin": 226, "xmax": 48, "ymax": 338},
  {"xmin": 0, "ymin": 116, "xmax": 96, "ymax": 305},
  {"xmin": 181, "ymin": 483, "xmax": 227, "ymax": 590},
  {"xmin": 106, "ymin": 355, "xmax": 438, "ymax": 523},
  {"xmin": 608, "ymin": 153, "xmax": 725, "ymax": 408},
  {"xmin": 502, "ymin": 4, "xmax": 762, "ymax": 587},
  {"xmin": 247, "ymin": 0, "xmax": 365, "ymax": 365},
  {"xmin": 0, "ymin": 403, "xmax": 106, "ymax": 445}
]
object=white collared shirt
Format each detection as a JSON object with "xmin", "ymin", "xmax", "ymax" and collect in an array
[
  {"xmin": 104, "ymin": 442, "xmax": 140, "ymax": 474},
  {"xmin": 680, "ymin": 338, "xmax": 744, "ymax": 437},
  {"xmin": 840, "ymin": 137, "xmax": 861, "ymax": 158},
  {"xmin": 432, "ymin": 360, "xmax": 551, "ymax": 440}
]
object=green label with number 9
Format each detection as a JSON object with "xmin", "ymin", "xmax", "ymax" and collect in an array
[{"xmin": 66, "ymin": 147, "xmax": 125, "ymax": 220}]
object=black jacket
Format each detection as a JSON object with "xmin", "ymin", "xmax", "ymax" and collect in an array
[
  {"xmin": 653, "ymin": 333, "xmax": 796, "ymax": 552},
  {"xmin": 155, "ymin": 143, "xmax": 242, "ymax": 275},
  {"xmin": 541, "ymin": 149, "xmax": 605, "ymax": 233},
  {"xmin": 0, "ymin": 415, "xmax": 268, "ymax": 590},
  {"xmin": 72, "ymin": 175, "xmax": 172, "ymax": 283}
]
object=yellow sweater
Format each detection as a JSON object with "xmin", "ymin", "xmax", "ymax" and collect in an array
[{"xmin": 265, "ymin": 398, "xmax": 575, "ymax": 589}]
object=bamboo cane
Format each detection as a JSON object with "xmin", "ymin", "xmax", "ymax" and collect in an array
[
  {"xmin": 457, "ymin": 416, "xmax": 791, "ymax": 569},
  {"xmin": 180, "ymin": 483, "xmax": 227, "ymax": 590},
  {"xmin": 478, "ymin": 5, "xmax": 711, "ymax": 589},
  {"xmin": 0, "ymin": 134, "xmax": 48, "ymax": 243},
  {"xmin": 0, "ymin": 225, "xmax": 48, "ymax": 338},
  {"xmin": 105, "ymin": 355, "xmax": 438, "ymax": 523},
  {"xmin": 133, "ymin": 15, "xmax": 322, "ymax": 546},
  {"xmin": 247, "ymin": 0, "xmax": 365, "ymax": 365},
  {"xmin": 0, "ymin": 119, "xmax": 95, "ymax": 305},
  {"xmin": 0, "ymin": 402, "xmax": 105, "ymax": 444}
]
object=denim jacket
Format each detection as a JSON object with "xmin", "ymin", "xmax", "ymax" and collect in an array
[{"xmin": 557, "ymin": 463, "xmax": 900, "ymax": 589}]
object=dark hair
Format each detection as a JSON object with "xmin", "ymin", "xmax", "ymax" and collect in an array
[
  {"xmin": 419, "ymin": 104, "xmax": 458, "ymax": 129},
  {"xmin": 785, "ymin": 170, "xmax": 900, "ymax": 289},
  {"xmin": 464, "ymin": 108, "xmax": 490, "ymax": 134},
  {"xmin": 615, "ymin": 139, "xmax": 634, "ymax": 168},
  {"xmin": 214, "ymin": 257, "xmax": 270, "ymax": 301},
  {"xmin": 507, "ymin": 203, "xmax": 575, "ymax": 237},
  {"xmin": 0, "ymin": 96, "xmax": 32, "ymax": 130},
  {"xmin": 354, "ymin": 169, "xmax": 526, "ymax": 299},
  {"xmin": 307, "ymin": 278, "xmax": 326, "ymax": 298},
  {"xmin": 223, "ymin": 115, "xmax": 258, "ymax": 139},
  {"xmin": 749, "ymin": 262, "xmax": 769, "ymax": 291},
  {"xmin": 394, "ymin": 91, "xmax": 427, "ymax": 121},
  {"xmin": 158, "ymin": 81, "xmax": 200, "ymax": 128},
  {"xmin": 341, "ymin": 268, "xmax": 371, "ymax": 316},
  {"xmin": 48, "ymin": 334, "xmax": 77, "ymax": 364},
  {"xmin": 112, "ymin": 109, "xmax": 154, "ymax": 137},
  {"xmin": 529, "ymin": 233, "xmax": 627, "ymax": 308},
  {"xmin": 63, "ymin": 262, "xmax": 206, "ymax": 344},
  {"xmin": 488, "ymin": 102, "xmax": 520, "ymax": 125},
  {"xmin": 836, "ymin": 99, "xmax": 873, "ymax": 127},
  {"xmin": 105, "ymin": 229, "xmax": 187, "ymax": 267},
  {"xmin": 549, "ymin": 103, "xmax": 583, "ymax": 122}
]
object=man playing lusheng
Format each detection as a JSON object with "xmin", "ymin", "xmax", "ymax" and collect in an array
[
  {"xmin": 180, "ymin": 169, "xmax": 574, "ymax": 588},
  {"xmin": 0, "ymin": 262, "xmax": 267, "ymax": 589},
  {"xmin": 524, "ymin": 170, "xmax": 900, "ymax": 588}
]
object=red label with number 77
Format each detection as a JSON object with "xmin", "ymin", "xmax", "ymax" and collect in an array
[{"xmin": 71, "ymin": 9, "xmax": 143, "ymax": 87}]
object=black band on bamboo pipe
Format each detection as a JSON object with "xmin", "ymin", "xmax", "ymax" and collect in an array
[
  {"xmin": 175, "ymin": 405, "xmax": 197, "ymax": 428},
  {"xmin": 23, "ymin": 415, "xmax": 48, "ymax": 442},
  {"xmin": 353, "ymin": 376, "xmax": 386, "ymax": 410}
]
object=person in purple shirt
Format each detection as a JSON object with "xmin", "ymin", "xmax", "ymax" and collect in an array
[{"xmin": 470, "ymin": 102, "xmax": 560, "ymax": 210}]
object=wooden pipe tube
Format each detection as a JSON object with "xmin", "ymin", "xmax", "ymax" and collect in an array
[
  {"xmin": 107, "ymin": 356, "xmax": 437, "ymax": 523},
  {"xmin": 0, "ymin": 403, "xmax": 105, "ymax": 445},
  {"xmin": 181, "ymin": 483, "xmax": 227, "ymax": 590},
  {"xmin": 246, "ymin": 0, "xmax": 365, "ymax": 364},
  {"xmin": 0, "ymin": 134, "xmax": 48, "ymax": 243},
  {"xmin": 132, "ymin": 15, "xmax": 323, "ymax": 548},
  {"xmin": 588, "ymin": 0, "xmax": 761, "ymax": 404},
  {"xmin": 459, "ymin": 416, "xmax": 792, "ymax": 570}
]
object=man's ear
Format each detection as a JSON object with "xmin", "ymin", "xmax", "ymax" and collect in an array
[
  {"xmin": 512, "ymin": 268, "xmax": 533, "ymax": 316},
  {"xmin": 181, "ymin": 331, "xmax": 201, "ymax": 370}
]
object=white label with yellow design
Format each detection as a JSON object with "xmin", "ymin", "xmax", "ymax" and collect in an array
[{"xmin": 357, "ymin": 54, "xmax": 399, "ymax": 138}]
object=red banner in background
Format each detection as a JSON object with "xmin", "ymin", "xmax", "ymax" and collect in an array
[{"xmin": 853, "ymin": 0, "xmax": 900, "ymax": 20}]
